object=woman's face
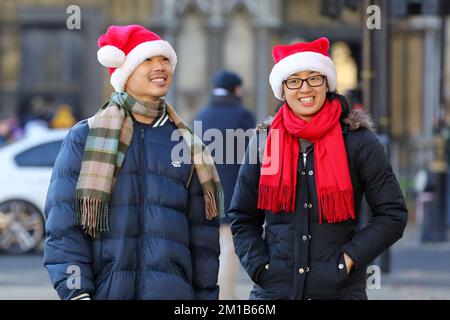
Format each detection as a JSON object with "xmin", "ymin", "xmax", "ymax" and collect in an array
[{"xmin": 283, "ymin": 70, "xmax": 328, "ymax": 122}]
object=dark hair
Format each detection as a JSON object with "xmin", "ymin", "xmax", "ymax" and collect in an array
[
  {"xmin": 327, "ymin": 91, "xmax": 350, "ymax": 121},
  {"xmin": 273, "ymin": 91, "xmax": 350, "ymax": 121}
]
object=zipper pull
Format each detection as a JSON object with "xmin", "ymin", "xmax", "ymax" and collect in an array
[
  {"xmin": 140, "ymin": 128, "xmax": 145, "ymax": 140},
  {"xmin": 303, "ymin": 152, "xmax": 307, "ymax": 167}
]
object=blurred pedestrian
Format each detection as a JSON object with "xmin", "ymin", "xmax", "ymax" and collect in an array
[
  {"xmin": 0, "ymin": 117, "xmax": 10, "ymax": 146},
  {"xmin": 22, "ymin": 95, "xmax": 54, "ymax": 135},
  {"xmin": 44, "ymin": 24, "xmax": 222, "ymax": 300},
  {"xmin": 194, "ymin": 70, "xmax": 256, "ymax": 299},
  {"xmin": 229, "ymin": 37, "xmax": 408, "ymax": 300},
  {"xmin": 0, "ymin": 115, "xmax": 23, "ymax": 146}
]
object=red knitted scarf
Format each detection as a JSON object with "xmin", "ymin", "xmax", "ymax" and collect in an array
[{"xmin": 257, "ymin": 98, "xmax": 355, "ymax": 223}]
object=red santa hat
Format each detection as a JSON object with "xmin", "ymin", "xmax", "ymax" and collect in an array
[
  {"xmin": 97, "ymin": 24, "xmax": 177, "ymax": 92},
  {"xmin": 269, "ymin": 37, "xmax": 336, "ymax": 101}
]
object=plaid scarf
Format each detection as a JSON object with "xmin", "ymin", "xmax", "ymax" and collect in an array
[{"xmin": 76, "ymin": 92, "xmax": 224, "ymax": 237}]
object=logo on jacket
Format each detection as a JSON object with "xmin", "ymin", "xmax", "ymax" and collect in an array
[{"xmin": 172, "ymin": 161, "xmax": 181, "ymax": 167}]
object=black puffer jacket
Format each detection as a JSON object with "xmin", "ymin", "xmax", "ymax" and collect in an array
[{"xmin": 228, "ymin": 110, "xmax": 408, "ymax": 300}]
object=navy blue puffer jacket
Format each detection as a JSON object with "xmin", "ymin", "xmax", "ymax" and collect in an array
[{"xmin": 44, "ymin": 116, "xmax": 220, "ymax": 300}]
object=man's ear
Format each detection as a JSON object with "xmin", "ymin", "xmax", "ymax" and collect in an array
[{"xmin": 233, "ymin": 85, "xmax": 243, "ymax": 97}]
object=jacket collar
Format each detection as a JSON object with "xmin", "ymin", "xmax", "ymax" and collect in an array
[{"xmin": 256, "ymin": 110, "xmax": 375, "ymax": 133}]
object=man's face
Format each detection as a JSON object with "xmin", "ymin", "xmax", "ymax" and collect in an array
[{"xmin": 125, "ymin": 55, "xmax": 173, "ymax": 102}]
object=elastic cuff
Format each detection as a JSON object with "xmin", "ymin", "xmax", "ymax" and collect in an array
[{"xmin": 71, "ymin": 293, "xmax": 91, "ymax": 300}]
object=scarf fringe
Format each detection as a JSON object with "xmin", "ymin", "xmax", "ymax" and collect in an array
[
  {"xmin": 203, "ymin": 182, "xmax": 225, "ymax": 220},
  {"xmin": 258, "ymin": 183, "xmax": 296, "ymax": 213},
  {"xmin": 76, "ymin": 196, "xmax": 109, "ymax": 238},
  {"xmin": 317, "ymin": 187, "xmax": 355, "ymax": 223}
]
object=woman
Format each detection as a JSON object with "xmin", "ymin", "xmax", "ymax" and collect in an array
[{"xmin": 228, "ymin": 37, "xmax": 408, "ymax": 300}]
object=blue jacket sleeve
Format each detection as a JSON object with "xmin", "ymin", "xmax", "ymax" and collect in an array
[
  {"xmin": 43, "ymin": 122, "xmax": 95, "ymax": 300},
  {"xmin": 187, "ymin": 170, "xmax": 220, "ymax": 300}
]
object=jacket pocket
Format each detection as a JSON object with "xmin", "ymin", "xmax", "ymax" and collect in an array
[
  {"xmin": 304, "ymin": 252, "xmax": 349, "ymax": 299},
  {"xmin": 339, "ymin": 263, "xmax": 368, "ymax": 296},
  {"xmin": 254, "ymin": 258, "xmax": 292, "ymax": 300},
  {"xmin": 171, "ymin": 259, "xmax": 190, "ymax": 284}
]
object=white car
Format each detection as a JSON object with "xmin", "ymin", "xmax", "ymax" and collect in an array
[{"xmin": 0, "ymin": 129, "xmax": 69, "ymax": 254}]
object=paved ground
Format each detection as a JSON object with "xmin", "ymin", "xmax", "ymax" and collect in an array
[
  {"xmin": 0, "ymin": 223, "xmax": 449, "ymax": 300},
  {"xmin": 0, "ymin": 253, "xmax": 58, "ymax": 300},
  {"xmin": 365, "ymin": 225, "xmax": 450, "ymax": 300}
]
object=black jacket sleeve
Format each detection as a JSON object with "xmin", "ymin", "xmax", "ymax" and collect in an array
[
  {"xmin": 228, "ymin": 133, "xmax": 269, "ymax": 283},
  {"xmin": 342, "ymin": 129, "xmax": 408, "ymax": 267}
]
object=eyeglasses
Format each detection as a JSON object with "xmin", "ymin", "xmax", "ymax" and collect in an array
[{"xmin": 283, "ymin": 75, "xmax": 326, "ymax": 90}]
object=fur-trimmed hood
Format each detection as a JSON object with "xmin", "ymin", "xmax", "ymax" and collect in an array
[
  {"xmin": 256, "ymin": 109, "xmax": 376, "ymax": 133},
  {"xmin": 341, "ymin": 110, "xmax": 375, "ymax": 132}
]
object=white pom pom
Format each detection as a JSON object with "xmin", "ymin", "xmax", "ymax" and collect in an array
[{"xmin": 97, "ymin": 45, "xmax": 125, "ymax": 68}]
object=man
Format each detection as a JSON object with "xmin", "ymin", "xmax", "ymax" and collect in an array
[
  {"xmin": 44, "ymin": 25, "xmax": 222, "ymax": 300},
  {"xmin": 194, "ymin": 71, "xmax": 255, "ymax": 299}
]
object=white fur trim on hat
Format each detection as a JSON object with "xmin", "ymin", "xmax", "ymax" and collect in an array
[
  {"xmin": 97, "ymin": 45, "xmax": 126, "ymax": 68},
  {"xmin": 269, "ymin": 51, "xmax": 336, "ymax": 101},
  {"xmin": 110, "ymin": 40, "xmax": 177, "ymax": 92}
]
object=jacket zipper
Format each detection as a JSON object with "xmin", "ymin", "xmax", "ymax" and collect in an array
[
  {"xmin": 136, "ymin": 128, "xmax": 145, "ymax": 299},
  {"xmin": 300, "ymin": 151, "xmax": 311, "ymax": 299}
]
